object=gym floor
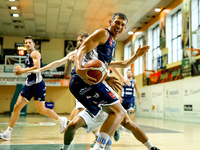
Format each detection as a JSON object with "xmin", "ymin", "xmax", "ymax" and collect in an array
[{"xmin": 0, "ymin": 114, "xmax": 200, "ymax": 150}]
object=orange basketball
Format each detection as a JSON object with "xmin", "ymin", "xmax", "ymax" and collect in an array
[{"xmin": 84, "ymin": 59, "xmax": 107, "ymax": 84}]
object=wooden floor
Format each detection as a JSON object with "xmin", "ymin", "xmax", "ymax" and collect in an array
[{"xmin": 0, "ymin": 114, "xmax": 200, "ymax": 150}]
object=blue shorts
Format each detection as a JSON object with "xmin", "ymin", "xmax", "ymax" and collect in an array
[
  {"xmin": 69, "ymin": 73, "xmax": 119, "ymax": 115},
  {"xmin": 121, "ymin": 96, "xmax": 135, "ymax": 111},
  {"xmin": 20, "ymin": 80, "xmax": 46, "ymax": 102}
]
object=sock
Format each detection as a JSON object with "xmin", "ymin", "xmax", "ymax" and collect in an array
[
  {"xmin": 95, "ymin": 131, "xmax": 100, "ymax": 138},
  {"xmin": 58, "ymin": 116, "xmax": 61, "ymax": 121},
  {"xmin": 144, "ymin": 139, "xmax": 154, "ymax": 150},
  {"xmin": 105, "ymin": 136, "xmax": 113, "ymax": 150},
  {"xmin": 62, "ymin": 144, "xmax": 70, "ymax": 150},
  {"xmin": 93, "ymin": 132, "xmax": 110, "ymax": 149},
  {"xmin": 6, "ymin": 126, "xmax": 13, "ymax": 134}
]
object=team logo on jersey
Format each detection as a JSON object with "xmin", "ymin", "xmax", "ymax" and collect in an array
[
  {"xmin": 93, "ymin": 92, "xmax": 99, "ymax": 98},
  {"xmin": 109, "ymin": 37, "xmax": 113, "ymax": 46},
  {"xmin": 79, "ymin": 87, "xmax": 92, "ymax": 95},
  {"xmin": 108, "ymin": 91, "xmax": 116, "ymax": 99}
]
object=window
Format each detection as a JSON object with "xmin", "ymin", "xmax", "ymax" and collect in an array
[
  {"xmin": 171, "ymin": 9, "xmax": 182, "ymax": 63},
  {"xmin": 134, "ymin": 37, "xmax": 143, "ymax": 76},
  {"xmin": 192, "ymin": 0, "xmax": 200, "ymax": 50},
  {"xmin": 152, "ymin": 25, "xmax": 161, "ymax": 69},
  {"xmin": 199, "ymin": 0, "xmax": 200, "ymax": 26}
]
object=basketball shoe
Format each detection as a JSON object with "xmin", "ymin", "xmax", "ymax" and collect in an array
[
  {"xmin": 114, "ymin": 128, "xmax": 120, "ymax": 141},
  {"xmin": 0, "ymin": 130, "xmax": 11, "ymax": 141},
  {"xmin": 58, "ymin": 117, "xmax": 68, "ymax": 133}
]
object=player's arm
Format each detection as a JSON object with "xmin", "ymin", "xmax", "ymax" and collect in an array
[
  {"xmin": 109, "ymin": 66, "xmax": 131, "ymax": 86},
  {"xmin": 134, "ymin": 79, "xmax": 141, "ymax": 105},
  {"xmin": 109, "ymin": 45, "xmax": 150, "ymax": 68},
  {"xmin": 75, "ymin": 29, "xmax": 109, "ymax": 85},
  {"xmin": 29, "ymin": 51, "xmax": 76, "ymax": 73},
  {"xmin": 118, "ymin": 88, "xmax": 123, "ymax": 103},
  {"xmin": 63, "ymin": 51, "xmax": 76, "ymax": 75},
  {"xmin": 14, "ymin": 50, "xmax": 41, "ymax": 75}
]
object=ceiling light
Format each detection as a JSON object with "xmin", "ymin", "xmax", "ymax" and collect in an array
[
  {"xmin": 154, "ymin": 8, "xmax": 162, "ymax": 12},
  {"xmin": 135, "ymin": 32, "xmax": 142, "ymax": 35},
  {"xmin": 128, "ymin": 31, "xmax": 134, "ymax": 35},
  {"xmin": 12, "ymin": 14, "xmax": 19, "ymax": 17},
  {"xmin": 9, "ymin": 0, "xmax": 15, "ymax": 1},
  {"xmin": 11, "ymin": 6, "xmax": 17, "ymax": 10}
]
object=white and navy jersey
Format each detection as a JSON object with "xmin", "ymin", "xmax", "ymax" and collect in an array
[
  {"xmin": 25, "ymin": 50, "xmax": 43, "ymax": 86},
  {"xmin": 81, "ymin": 29, "xmax": 116, "ymax": 67},
  {"xmin": 121, "ymin": 79, "xmax": 135, "ymax": 98}
]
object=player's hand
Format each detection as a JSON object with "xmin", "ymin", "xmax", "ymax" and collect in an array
[
  {"xmin": 135, "ymin": 45, "xmax": 150, "ymax": 58},
  {"xmin": 138, "ymin": 98, "xmax": 141, "ymax": 105},
  {"xmin": 14, "ymin": 64, "xmax": 24, "ymax": 76},
  {"xmin": 69, "ymin": 55, "xmax": 75, "ymax": 61},
  {"xmin": 106, "ymin": 76, "xmax": 122, "ymax": 92},
  {"xmin": 76, "ymin": 68, "xmax": 96, "ymax": 85},
  {"xmin": 122, "ymin": 78, "xmax": 131, "ymax": 86}
]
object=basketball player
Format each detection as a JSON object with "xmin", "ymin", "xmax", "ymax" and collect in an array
[
  {"xmin": 0, "ymin": 36, "xmax": 67, "ymax": 141},
  {"xmin": 119, "ymin": 69, "xmax": 141, "ymax": 122},
  {"xmin": 28, "ymin": 31, "xmax": 123, "ymax": 144},
  {"xmin": 69, "ymin": 13, "xmax": 159, "ymax": 150}
]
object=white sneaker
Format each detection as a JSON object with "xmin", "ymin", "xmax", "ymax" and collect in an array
[
  {"xmin": 58, "ymin": 117, "xmax": 67, "ymax": 133},
  {"xmin": 0, "ymin": 130, "xmax": 11, "ymax": 141}
]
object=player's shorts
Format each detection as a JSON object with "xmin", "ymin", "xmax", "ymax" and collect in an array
[
  {"xmin": 20, "ymin": 80, "xmax": 46, "ymax": 102},
  {"xmin": 69, "ymin": 73, "xmax": 120, "ymax": 115},
  {"xmin": 75, "ymin": 99, "xmax": 85, "ymax": 109},
  {"xmin": 78, "ymin": 109, "xmax": 108, "ymax": 133},
  {"xmin": 121, "ymin": 96, "xmax": 135, "ymax": 111}
]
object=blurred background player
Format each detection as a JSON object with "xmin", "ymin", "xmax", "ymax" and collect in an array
[
  {"xmin": 119, "ymin": 69, "xmax": 141, "ymax": 122},
  {"xmin": 0, "ymin": 36, "xmax": 67, "ymax": 141}
]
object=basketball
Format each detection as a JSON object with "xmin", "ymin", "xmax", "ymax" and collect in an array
[{"xmin": 84, "ymin": 59, "xmax": 107, "ymax": 84}]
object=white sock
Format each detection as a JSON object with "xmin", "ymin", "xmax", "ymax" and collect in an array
[
  {"xmin": 63, "ymin": 144, "xmax": 70, "ymax": 150},
  {"xmin": 105, "ymin": 136, "xmax": 113, "ymax": 150},
  {"xmin": 144, "ymin": 139, "xmax": 154, "ymax": 150},
  {"xmin": 6, "ymin": 126, "xmax": 13, "ymax": 134},
  {"xmin": 93, "ymin": 132, "xmax": 110, "ymax": 149},
  {"xmin": 95, "ymin": 131, "xmax": 100, "ymax": 138},
  {"xmin": 58, "ymin": 116, "xmax": 61, "ymax": 121}
]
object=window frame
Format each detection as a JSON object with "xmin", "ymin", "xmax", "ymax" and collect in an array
[{"xmin": 171, "ymin": 9, "xmax": 182, "ymax": 63}]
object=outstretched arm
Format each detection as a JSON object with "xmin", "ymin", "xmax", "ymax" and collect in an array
[
  {"xmin": 109, "ymin": 45, "xmax": 150, "ymax": 68},
  {"xmin": 134, "ymin": 79, "xmax": 141, "ymax": 105},
  {"xmin": 29, "ymin": 50, "xmax": 76, "ymax": 73}
]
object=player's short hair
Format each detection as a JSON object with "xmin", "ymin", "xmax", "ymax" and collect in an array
[
  {"xmin": 111, "ymin": 13, "xmax": 128, "ymax": 23},
  {"xmin": 77, "ymin": 31, "xmax": 89, "ymax": 38},
  {"xmin": 24, "ymin": 36, "xmax": 34, "ymax": 43}
]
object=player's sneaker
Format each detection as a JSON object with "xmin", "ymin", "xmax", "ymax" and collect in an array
[
  {"xmin": 114, "ymin": 128, "xmax": 120, "ymax": 141},
  {"xmin": 90, "ymin": 136, "xmax": 97, "ymax": 148},
  {"xmin": 58, "ymin": 117, "xmax": 67, "ymax": 133},
  {"xmin": 0, "ymin": 130, "xmax": 11, "ymax": 141},
  {"xmin": 151, "ymin": 146, "xmax": 160, "ymax": 150}
]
